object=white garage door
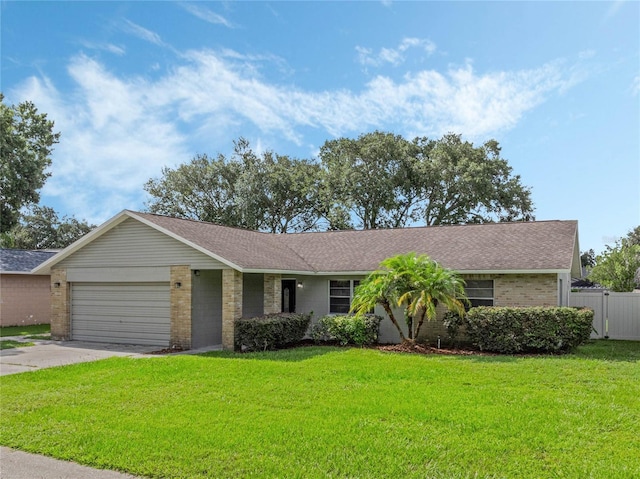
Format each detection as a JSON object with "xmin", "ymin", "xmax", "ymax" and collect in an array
[{"xmin": 71, "ymin": 282, "xmax": 170, "ymax": 346}]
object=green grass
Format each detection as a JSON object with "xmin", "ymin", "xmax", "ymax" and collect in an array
[
  {"xmin": 1, "ymin": 340, "xmax": 639, "ymax": 478},
  {"xmin": 0, "ymin": 324, "xmax": 50, "ymax": 337},
  {"xmin": 0, "ymin": 339, "xmax": 35, "ymax": 350}
]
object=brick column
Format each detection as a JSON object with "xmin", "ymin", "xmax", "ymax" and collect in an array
[
  {"xmin": 51, "ymin": 269, "xmax": 70, "ymax": 340},
  {"xmin": 263, "ymin": 273, "xmax": 282, "ymax": 314},
  {"xmin": 222, "ymin": 269, "xmax": 243, "ymax": 350},
  {"xmin": 170, "ymin": 265, "xmax": 192, "ymax": 349}
]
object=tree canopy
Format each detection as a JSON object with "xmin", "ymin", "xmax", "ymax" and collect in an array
[
  {"xmin": 146, "ymin": 133, "xmax": 534, "ymax": 232},
  {"xmin": 1, "ymin": 205, "xmax": 95, "ymax": 250},
  {"xmin": 145, "ymin": 139, "xmax": 323, "ymax": 233},
  {"xmin": 1, "ymin": 94, "xmax": 60, "ymax": 233},
  {"xmin": 589, "ymin": 226, "xmax": 640, "ymax": 292}
]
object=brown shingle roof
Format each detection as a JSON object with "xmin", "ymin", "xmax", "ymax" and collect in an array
[
  {"xmin": 132, "ymin": 212, "xmax": 578, "ymax": 274},
  {"xmin": 132, "ymin": 212, "xmax": 313, "ymax": 271}
]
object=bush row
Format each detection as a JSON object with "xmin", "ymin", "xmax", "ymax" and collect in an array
[
  {"xmin": 311, "ymin": 314, "xmax": 382, "ymax": 346},
  {"xmin": 234, "ymin": 313, "xmax": 312, "ymax": 351},
  {"xmin": 444, "ymin": 306, "xmax": 594, "ymax": 353}
]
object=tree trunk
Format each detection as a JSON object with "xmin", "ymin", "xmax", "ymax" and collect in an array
[
  {"xmin": 413, "ymin": 306, "xmax": 427, "ymax": 339},
  {"xmin": 381, "ymin": 300, "xmax": 406, "ymax": 342}
]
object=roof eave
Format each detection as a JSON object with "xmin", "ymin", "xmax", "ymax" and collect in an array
[{"xmin": 242, "ymin": 268, "xmax": 571, "ymax": 276}]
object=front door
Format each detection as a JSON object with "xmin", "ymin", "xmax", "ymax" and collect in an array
[{"xmin": 281, "ymin": 279, "xmax": 296, "ymax": 313}]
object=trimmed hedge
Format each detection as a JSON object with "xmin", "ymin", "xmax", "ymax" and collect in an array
[
  {"xmin": 235, "ymin": 313, "xmax": 312, "ymax": 352},
  {"xmin": 444, "ymin": 307, "xmax": 594, "ymax": 354},
  {"xmin": 311, "ymin": 315, "xmax": 382, "ymax": 346}
]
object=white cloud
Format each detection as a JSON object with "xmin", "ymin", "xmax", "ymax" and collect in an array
[
  {"xmin": 122, "ymin": 20, "xmax": 166, "ymax": 46},
  {"xmin": 180, "ymin": 3, "xmax": 234, "ymax": 28},
  {"xmin": 604, "ymin": 0, "xmax": 626, "ymax": 21},
  {"xmin": 632, "ymin": 75, "xmax": 640, "ymax": 96},
  {"xmin": 78, "ymin": 40, "xmax": 126, "ymax": 56},
  {"xmin": 357, "ymin": 37, "xmax": 437, "ymax": 67},
  {"xmin": 9, "ymin": 50, "xmax": 583, "ymax": 224},
  {"xmin": 10, "ymin": 55, "xmax": 189, "ymax": 224},
  {"xmin": 578, "ymin": 50, "xmax": 596, "ymax": 60}
]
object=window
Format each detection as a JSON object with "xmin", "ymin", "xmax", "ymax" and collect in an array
[
  {"xmin": 329, "ymin": 280, "xmax": 361, "ymax": 314},
  {"xmin": 465, "ymin": 279, "xmax": 494, "ymax": 308}
]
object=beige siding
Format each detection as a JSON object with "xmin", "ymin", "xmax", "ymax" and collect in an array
[
  {"xmin": 0, "ymin": 274, "xmax": 51, "ymax": 326},
  {"xmin": 58, "ymin": 218, "xmax": 225, "ymax": 270}
]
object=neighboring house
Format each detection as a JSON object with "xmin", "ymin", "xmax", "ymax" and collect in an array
[
  {"xmin": 33, "ymin": 210, "xmax": 581, "ymax": 349},
  {"xmin": 571, "ymin": 277, "xmax": 606, "ymax": 292},
  {"xmin": 1, "ymin": 249, "xmax": 58, "ymax": 327}
]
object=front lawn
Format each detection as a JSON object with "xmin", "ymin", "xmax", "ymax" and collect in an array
[
  {"xmin": 0, "ymin": 324, "xmax": 50, "ymax": 337},
  {"xmin": 0, "ymin": 339, "xmax": 35, "ymax": 350},
  {"xmin": 1, "ymin": 340, "xmax": 639, "ymax": 478}
]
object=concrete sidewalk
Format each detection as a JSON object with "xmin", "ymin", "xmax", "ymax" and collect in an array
[{"xmin": 0, "ymin": 447, "xmax": 141, "ymax": 479}]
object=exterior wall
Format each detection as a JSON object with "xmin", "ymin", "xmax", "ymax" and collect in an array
[
  {"xmin": 57, "ymin": 218, "xmax": 224, "ymax": 270},
  {"xmin": 222, "ymin": 269, "xmax": 243, "ymax": 350},
  {"xmin": 170, "ymin": 265, "xmax": 192, "ymax": 349},
  {"xmin": 51, "ymin": 269, "xmax": 70, "ymax": 340},
  {"xmin": 294, "ymin": 273, "xmax": 560, "ymax": 345},
  {"xmin": 191, "ymin": 270, "xmax": 223, "ymax": 348},
  {"xmin": 493, "ymin": 273, "xmax": 558, "ymax": 307},
  {"xmin": 558, "ymin": 272, "xmax": 571, "ymax": 306},
  {"xmin": 242, "ymin": 273, "xmax": 264, "ymax": 318},
  {"xmin": 0, "ymin": 274, "xmax": 51, "ymax": 326},
  {"xmin": 263, "ymin": 274, "xmax": 281, "ymax": 314}
]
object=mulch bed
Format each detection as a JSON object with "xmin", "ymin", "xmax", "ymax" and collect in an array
[
  {"xmin": 146, "ymin": 346, "xmax": 187, "ymax": 355},
  {"xmin": 145, "ymin": 341, "xmax": 494, "ymax": 356},
  {"xmin": 375, "ymin": 342, "xmax": 494, "ymax": 356}
]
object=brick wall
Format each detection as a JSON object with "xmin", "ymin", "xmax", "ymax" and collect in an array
[
  {"xmin": 170, "ymin": 265, "xmax": 192, "ymax": 349},
  {"xmin": 494, "ymin": 274, "xmax": 557, "ymax": 307},
  {"xmin": 222, "ymin": 269, "xmax": 243, "ymax": 350},
  {"xmin": 263, "ymin": 273, "xmax": 282, "ymax": 314},
  {"xmin": 0, "ymin": 274, "xmax": 52, "ymax": 327},
  {"xmin": 50, "ymin": 269, "xmax": 70, "ymax": 339}
]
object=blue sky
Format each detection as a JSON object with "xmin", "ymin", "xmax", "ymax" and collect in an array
[{"xmin": 2, "ymin": 1, "xmax": 638, "ymax": 254}]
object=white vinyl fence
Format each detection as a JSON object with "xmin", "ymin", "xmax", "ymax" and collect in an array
[{"xmin": 570, "ymin": 291, "xmax": 640, "ymax": 340}]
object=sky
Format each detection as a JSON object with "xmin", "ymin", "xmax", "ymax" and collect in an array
[{"xmin": 1, "ymin": 1, "xmax": 639, "ymax": 255}]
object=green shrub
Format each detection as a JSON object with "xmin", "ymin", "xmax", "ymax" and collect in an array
[
  {"xmin": 235, "ymin": 313, "xmax": 312, "ymax": 352},
  {"xmin": 311, "ymin": 315, "xmax": 381, "ymax": 346},
  {"xmin": 462, "ymin": 307, "xmax": 594, "ymax": 353},
  {"xmin": 442, "ymin": 310, "xmax": 466, "ymax": 342}
]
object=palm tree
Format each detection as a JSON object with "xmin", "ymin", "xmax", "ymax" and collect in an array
[{"xmin": 351, "ymin": 252, "xmax": 467, "ymax": 342}]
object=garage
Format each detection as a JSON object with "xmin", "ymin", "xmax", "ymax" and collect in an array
[{"xmin": 71, "ymin": 282, "xmax": 170, "ymax": 346}]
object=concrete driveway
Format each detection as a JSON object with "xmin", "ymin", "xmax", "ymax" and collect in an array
[{"xmin": 0, "ymin": 338, "xmax": 160, "ymax": 376}]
